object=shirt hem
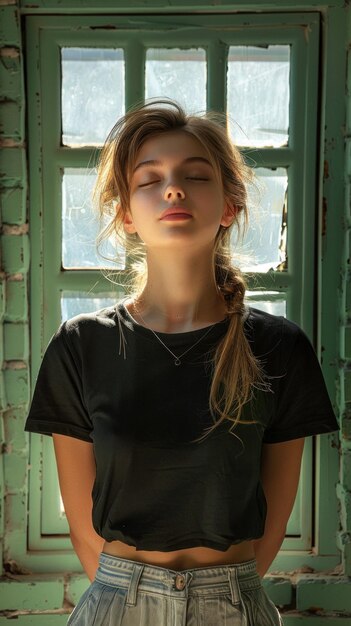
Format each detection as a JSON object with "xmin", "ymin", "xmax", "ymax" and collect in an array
[
  {"xmin": 263, "ymin": 421, "xmax": 339, "ymax": 443},
  {"xmin": 102, "ymin": 533, "xmax": 264, "ymax": 552},
  {"xmin": 24, "ymin": 420, "xmax": 93, "ymax": 443}
]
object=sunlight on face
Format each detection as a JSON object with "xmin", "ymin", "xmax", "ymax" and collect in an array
[{"xmin": 124, "ymin": 131, "xmax": 232, "ymax": 250}]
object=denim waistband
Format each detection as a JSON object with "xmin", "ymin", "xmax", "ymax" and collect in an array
[{"xmin": 95, "ymin": 552, "xmax": 262, "ymax": 605}]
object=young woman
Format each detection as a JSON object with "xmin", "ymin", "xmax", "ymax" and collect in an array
[{"xmin": 25, "ymin": 100, "xmax": 339, "ymax": 625}]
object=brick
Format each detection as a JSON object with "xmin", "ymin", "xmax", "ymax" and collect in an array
[
  {"xmin": 336, "ymin": 532, "xmax": 351, "ymax": 578},
  {"xmin": 0, "ymin": 371, "xmax": 7, "ymax": 412},
  {"xmin": 345, "ymin": 274, "xmax": 351, "ymax": 319},
  {"xmin": 0, "ymin": 327, "xmax": 3, "ymax": 364},
  {"xmin": 0, "ymin": 146, "xmax": 26, "ymax": 185},
  {"xmin": 341, "ymin": 449, "xmax": 351, "ymax": 491},
  {"xmin": 0, "ymin": 6, "xmax": 20, "ymax": 48},
  {"xmin": 0, "ymin": 409, "xmax": 4, "ymax": 445},
  {"xmin": 4, "ymin": 492, "xmax": 26, "ymax": 532},
  {"xmin": 344, "ymin": 369, "xmax": 351, "ymax": 403},
  {"xmin": 346, "ymin": 139, "xmax": 351, "ymax": 178},
  {"xmin": 341, "ymin": 408, "xmax": 351, "ymax": 440},
  {"xmin": 3, "ymin": 322, "xmax": 29, "ymax": 360},
  {"xmin": 336, "ymin": 482, "xmax": 351, "ymax": 531},
  {"xmin": 297, "ymin": 575, "xmax": 351, "ymax": 611},
  {"xmin": 0, "ymin": 100, "xmax": 24, "ymax": 143},
  {"xmin": 0, "ymin": 457, "xmax": 4, "ymax": 573},
  {"xmin": 262, "ymin": 576, "xmax": 292, "ymax": 606},
  {"xmin": 1, "ymin": 186, "xmax": 27, "ymax": 224},
  {"xmin": 0, "ymin": 576, "xmax": 64, "ymax": 610},
  {"xmin": 0, "ymin": 616, "xmax": 69, "ymax": 625},
  {"xmin": 3, "ymin": 404, "xmax": 27, "ymax": 451},
  {"xmin": 1, "ymin": 234, "xmax": 29, "ymax": 274},
  {"xmin": 284, "ymin": 618, "xmax": 351, "ymax": 626},
  {"xmin": 345, "ymin": 327, "xmax": 351, "ymax": 360},
  {"xmin": 0, "ymin": 52, "xmax": 22, "ymax": 102},
  {"xmin": 5, "ymin": 278, "xmax": 28, "ymax": 322},
  {"xmin": 3, "ymin": 529, "xmax": 26, "ymax": 565},
  {"xmin": 3, "ymin": 368, "xmax": 29, "ymax": 407},
  {"xmin": 0, "ymin": 278, "xmax": 5, "ymax": 321},
  {"xmin": 3, "ymin": 451, "xmax": 27, "ymax": 495},
  {"xmin": 66, "ymin": 575, "xmax": 90, "ymax": 605}
]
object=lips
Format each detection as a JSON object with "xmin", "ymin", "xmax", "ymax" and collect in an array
[{"xmin": 160, "ymin": 207, "xmax": 193, "ymax": 220}]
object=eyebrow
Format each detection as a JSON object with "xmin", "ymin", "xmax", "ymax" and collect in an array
[{"xmin": 132, "ymin": 156, "xmax": 213, "ymax": 174}]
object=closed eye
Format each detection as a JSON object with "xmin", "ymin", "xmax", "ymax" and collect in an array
[
  {"xmin": 138, "ymin": 180, "xmax": 160, "ymax": 188},
  {"xmin": 137, "ymin": 177, "xmax": 209, "ymax": 188}
]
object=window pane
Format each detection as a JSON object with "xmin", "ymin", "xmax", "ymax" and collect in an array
[
  {"xmin": 61, "ymin": 292, "xmax": 119, "ymax": 321},
  {"xmin": 245, "ymin": 291, "xmax": 286, "ymax": 317},
  {"xmin": 62, "ymin": 168, "xmax": 125, "ymax": 269},
  {"xmin": 61, "ymin": 48, "xmax": 125, "ymax": 146},
  {"xmin": 146, "ymin": 48, "xmax": 206, "ymax": 114},
  {"xmin": 233, "ymin": 167, "xmax": 288, "ymax": 272},
  {"xmin": 227, "ymin": 45, "xmax": 290, "ymax": 147}
]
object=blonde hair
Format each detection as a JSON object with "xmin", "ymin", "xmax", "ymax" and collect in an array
[{"xmin": 92, "ymin": 99, "xmax": 269, "ymax": 443}]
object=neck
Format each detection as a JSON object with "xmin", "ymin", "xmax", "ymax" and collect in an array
[{"xmin": 129, "ymin": 247, "xmax": 227, "ymax": 332}]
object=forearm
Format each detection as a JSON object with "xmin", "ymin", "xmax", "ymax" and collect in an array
[
  {"xmin": 70, "ymin": 533, "xmax": 105, "ymax": 582},
  {"xmin": 253, "ymin": 530, "xmax": 285, "ymax": 578},
  {"xmin": 254, "ymin": 440, "xmax": 305, "ymax": 578}
]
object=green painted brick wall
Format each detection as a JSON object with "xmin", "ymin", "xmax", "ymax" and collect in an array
[
  {"xmin": 0, "ymin": 0, "xmax": 350, "ymax": 623},
  {"xmin": 0, "ymin": 618, "xmax": 70, "ymax": 625}
]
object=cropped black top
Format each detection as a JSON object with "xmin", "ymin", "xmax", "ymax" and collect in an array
[{"xmin": 24, "ymin": 300, "xmax": 339, "ymax": 551}]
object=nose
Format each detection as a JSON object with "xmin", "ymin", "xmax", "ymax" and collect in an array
[{"xmin": 164, "ymin": 182, "xmax": 185, "ymax": 201}]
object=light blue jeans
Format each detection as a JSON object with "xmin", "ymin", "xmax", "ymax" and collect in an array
[{"xmin": 67, "ymin": 552, "xmax": 283, "ymax": 625}]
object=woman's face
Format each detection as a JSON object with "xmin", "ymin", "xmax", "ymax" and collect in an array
[{"xmin": 123, "ymin": 131, "xmax": 234, "ymax": 250}]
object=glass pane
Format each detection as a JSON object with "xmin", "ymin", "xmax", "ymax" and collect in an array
[
  {"xmin": 227, "ymin": 45, "xmax": 290, "ymax": 147},
  {"xmin": 62, "ymin": 168, "xmax": 125, "ymax": 269},
  {"xmin": 61, "ymin": 48, "xmax": 125, "ymax": 146},
  {"xmin": 233, "ymin": 168, "xmax": 288, "ymax": 272},
  {"xmin": 245, "ymin": 292, "xmax": 286, "ymax": 317},
  {"xmin": 61, "ymin": 291, "xmax": 119, "ymax": 321},
  {"xmin": 146, "ymin": 48, "xmax": 206, "ymax": 114}
]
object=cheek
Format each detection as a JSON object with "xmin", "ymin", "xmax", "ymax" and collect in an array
[
  {"xmin": 195, "ymin": 187, "xmax": 224, "ymax": 208},
  {"xmin": 132, "ymin": 186, "xmax": 159, "ymax": 204}
]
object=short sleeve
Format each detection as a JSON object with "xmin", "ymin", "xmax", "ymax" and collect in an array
[
  {"xmin": 24, "ymin": 321, "xmax": 93, "ymax": 442},
  {"xmin": 263, "ymin": 319, "xmax": 339, "ymax": 443}
]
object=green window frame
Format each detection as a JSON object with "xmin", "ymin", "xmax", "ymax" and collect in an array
[{"xmin": 23, "ymin": 12, "xmax": 339, "ymax": 576}]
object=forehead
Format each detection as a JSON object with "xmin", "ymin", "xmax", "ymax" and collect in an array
[{"xmin": 135, "ymin": 131, "xmax": 209, "ymax": 164}]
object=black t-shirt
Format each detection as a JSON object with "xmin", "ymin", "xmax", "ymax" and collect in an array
[{"xmin": 24, "ymin": 300, "xmax": 339, "ymax": 551}]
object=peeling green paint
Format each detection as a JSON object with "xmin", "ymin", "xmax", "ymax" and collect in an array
[
  {"xmin": 0, "ymin": 147, "xmax": 26, "ymax": 186},
  {"xmin": 0, "ymin": 374, "xmax": 7, "ymax": 413},
  {"xmin": 3, "ymin": 322, "xmax": 29, "ymax": 360},
  {"xmin": 0, "ymin": 617, "xmax": 69, "ymax": 626},
  {"xmin": 5, "ymin": 278, "xmax": 28, "ymax": 322},
  {"xmin": 297, "ymin": 576, "xmax": 351, "ymax": 612},
  {"xmin": 1, "ymin": 187, "xmax": 27, "ymax": 225},
  {"xmin": 1, "ymin": 235, "xmax": 29, "ymax": 274},
  {"xmin": 0, "ymin": 7, "xmax": 21, "ymax": 48},
  {"xmin": 0, "ymin": 576, "xmax": 65, "ymax": 611}
]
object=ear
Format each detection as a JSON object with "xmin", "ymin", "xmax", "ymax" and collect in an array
[
  {"xmin": 220, "ymin": 202, "xmax": 237, "ymax": 228},
  {"xmin": 123, "ymin": 210, "xmax": 137, "ymax": 234}
]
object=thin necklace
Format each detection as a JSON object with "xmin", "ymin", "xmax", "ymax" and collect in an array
[{"xmin": 129, "ymin": 300, "xmax": 221, "ymax": 366}]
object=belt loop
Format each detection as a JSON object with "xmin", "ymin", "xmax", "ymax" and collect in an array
[
  {"xmin": 228, "ymin": 567, "xmax": 241, "ymax": 606},
  {"xmin": 126, "ymin": 563, "xmax": 144, "ymax": 606}
]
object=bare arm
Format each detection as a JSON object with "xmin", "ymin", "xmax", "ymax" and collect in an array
[
  {"xmin": 253, "ymin": 438, "xmax": 305, "ymax": 577},
  {"xmin": 52, "ymin": 434, "xmax": 105, "ymax": 582}
]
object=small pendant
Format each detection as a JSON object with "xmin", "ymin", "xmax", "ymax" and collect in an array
[{"xmin": 174, "ymin": 358, "xmax": 181, "ymax": 366}]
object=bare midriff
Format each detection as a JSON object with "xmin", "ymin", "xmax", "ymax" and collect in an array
[{"xmin": 102, "ymin": 539, "xmax": 256, "ymax": 570}]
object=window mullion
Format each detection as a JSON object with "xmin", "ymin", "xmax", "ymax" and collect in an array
[
  {"xmin": 207, "ymin": 40, "xmax": 228, "ymax": 113},
  {"xmin": 125, "ymin": 37, "xmax": 145, "ymax": 110}
]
